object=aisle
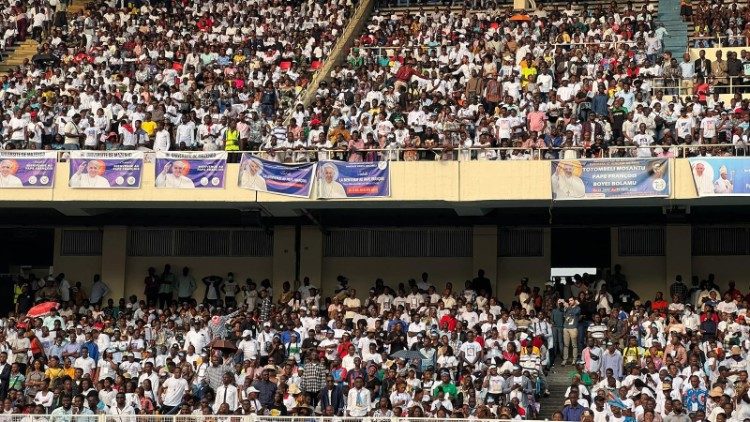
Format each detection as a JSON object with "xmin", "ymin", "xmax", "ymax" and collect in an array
[{"xmin": 536, "ymin": 362, "xmax": 572, "ymax": 420}]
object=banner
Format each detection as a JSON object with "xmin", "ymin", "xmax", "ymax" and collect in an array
[
  {"xmin": 0, "ymin": 151, "xmax": 56, "ymax": 188},
  {"xmin": 317, "ymin": 161, "xmax": 390, "ymax": 199},
  {"xmin": 155, "ymin": 152, "xmax": 226, "ymax": 189},
  {"xmin": 688, "ymin": 157, "xmax": 750, "ymax": 196},
  {"xmin": 238, "ymin": 154, "xmax": 316, "ymax": 198},
  {"xmin": 68, "ymin": 151, "xmax": 143, "ymax": 189},
  {"xmin": 551, "ymin": 158, "xmax": 670, "ymax": 200}
]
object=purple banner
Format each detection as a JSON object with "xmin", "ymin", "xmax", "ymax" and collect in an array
[
  {"xmin": 0, "ymin": 151, "xmax": 56, "ymax": 188},
  {"xmin": 317, "ymin": 161, "xmax": 390, "ymax": 199},
  {"xmin": 68, "ymin": 151, "xmax": 143, "ymax": 189},
  {"xmin": 155, "ymin": 152, "xmax": 226, "ymax": 189},
  {"xmin": 239, "ymin": 154, "xmax": 316, "ymax": 198}
]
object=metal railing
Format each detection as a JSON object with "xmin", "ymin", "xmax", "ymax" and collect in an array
[
  {"xmin": 607, "ymin": 143, "xmax": 739, "ymax": 158},
  {"xmin": 0, "ymin": 415, "xmax": 534, "ymax": 422},
  {"xmin": 651, "ymin": 78, "xmax": 750, "ymax": 96},
  {"xmin": 691, "ymin": 35, "xmax": 748, "ymax": 48},
  {"xmin": 26, "ymin": 144, "xmax": 746, "ymax": 163}
]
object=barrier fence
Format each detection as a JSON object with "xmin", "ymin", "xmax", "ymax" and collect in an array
[
  {"xmin": 0, "ymin": 415, "xmax": 532, "ymax": 422},
  {"xmin": 26, "ymin": 143, "xmax": 743, "ymax": 162}
]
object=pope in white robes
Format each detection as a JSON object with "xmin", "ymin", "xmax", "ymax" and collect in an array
[
  {"xmin": 318, "ymin": 163, "xmax": 347, "ymax": 198},
  {"xmin": 70, "ymin": 160, "xmax": 111, "ymax": 188},
  {"xmin": 0, "ymin": 160, "xmax": 23, "ymax": 188},
  {"xmin": 551, "ymin": 162, "xmax": 585, "ymax": 199},
  {"xmin": 692, "ymin": 162, "xmax": 714, "ymax": 195},
  {"xmin": 239, "ymin": 158, "xmax": 267, "ymax": 192},
  {"xmin": 156, "ymin": 160, "xmax": 195, "ymax": 188},
  {"xmin": 714, "ymin": 165, "xmax": 733, "ymax": 193}
]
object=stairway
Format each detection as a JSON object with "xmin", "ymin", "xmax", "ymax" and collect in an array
[
  {"xmin": 658, "ymin": 0, "xmax": 688, "ymax": 56},
  {"xmin": 0, "ymin": 39, "xmax": 39, "ymax": 74},
  {"xmin": 537, "ymin": 362, "xmax": 572, "ymax": 420}
]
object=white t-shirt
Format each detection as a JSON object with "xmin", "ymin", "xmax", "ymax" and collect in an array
[
  {"xmin": 161, "ymin": 376, "xmax": 188, "ymax": 407},
  {"xmin": 459, "ymin": 341, "xmax": 482, "ymax": 363},
  {"xmin": 74, "ymin": 356, "xmax": 96, "ymax": 374}
]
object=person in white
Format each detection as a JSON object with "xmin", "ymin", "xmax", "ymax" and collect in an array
[
  {"xmin": 0, "ymin": 160, "xmax": 23, "ymax": 188},
  {"xmin": 159, "ymin": 368, "xmax": 189, "ymax": 412},
  {"xmin": 156, "ymin": 160, "xmax": 195, "ymax": 188},
  {"xmin": 108, "ymin": 393, "xmax": 136, "ymax": 420},
  {"xmin": 239, "ymin": 157, "xmax": 267, "ymax": 191},
  {"xmin": 692, "ymin": 162, "xmax": 714, "ymax": 195},
  {"xmin": 213, "ymin": 372, "xmax": 240, "ymax": 412},
  {"xmin": 70, "ymin": 160, "xmax": 111, "ymax": 188},
  {"xmin": 552, "ymin": 162, "xmax": 585, "ymax": 199},
  {"xmin": 346, "ymin": 376, "xmax": 371, "ymax": 416},
  {"xmin": 318, "ymin": 163, "xmax": 347, "ymax": 198},
  {"xmin": 153, "ymin": 122, "xmax": 171, "ymax": 151},
  {"xmin": 714, "ymin": 166, "xmax": 733, "ymax": 194}
]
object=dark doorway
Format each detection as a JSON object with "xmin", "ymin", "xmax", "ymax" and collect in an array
[
  {"xmin": 551, "ymin": 227, "xmax": 611, "ymax": 269},
  {"xmin": 0, "ymin": 228, "xmax": 54, "ymax": 316}
]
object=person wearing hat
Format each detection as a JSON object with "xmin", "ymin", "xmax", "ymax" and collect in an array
[{"xmin": 713, "ymin": 165, "xmax": 734, "ymax": 194}]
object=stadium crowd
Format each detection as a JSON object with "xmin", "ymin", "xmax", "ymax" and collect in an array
[
  {"xmin": 7, "ymin": 264, "xmax": 750, "ymax": 422},
  {"xmin": 2, "ymin": 1, "xmax": 750, "ymax": 161}
]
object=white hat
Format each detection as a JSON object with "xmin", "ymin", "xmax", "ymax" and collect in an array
[{"xmin": 242, "ymin": 330, "xmax": 252, "ymax": 337}]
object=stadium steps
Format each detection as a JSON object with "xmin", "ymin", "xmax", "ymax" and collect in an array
[
  {"xmin": 657, "ymin": 0, "xmax": 688, "ymax": 55},
  {"xmin": 298, "ymin": 0, "xmax": 377, "ymax": 108},
  {"xmin": 0, "ymin": 39, "xmax": 39, "ymax": 74},
  {"xmin": 537, "ymin": 362, "xmax": 572, "ymax": 420}
]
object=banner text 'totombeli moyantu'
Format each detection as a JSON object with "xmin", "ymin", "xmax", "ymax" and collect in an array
[
  {"xmin": 0, "ymin": 151, "xmax": 56, "ymax": 188},
  {"xmin": 238, "ymin": 154, "xmax": 316, "ymax": 198},
  {"xmin": 317, "ymin": 161, "xmax": 390, "ymax": 199},
  {"xmin": 68, "ymin": 151, "xmax": 143, "ymax": 189},
  {"xmin": 688, "ymin": 157, "xmax": 750, "ymax": 196},
  {"xmin": 155, "ymin": 151, "xmax": 226, "ymax": 189},
  {"xmin": 551, "ymin": 159, "xmax": 670, "ymax": 200}
]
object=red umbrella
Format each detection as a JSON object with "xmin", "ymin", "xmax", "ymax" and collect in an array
[{"xmin": 26, "ymin": 301, "xmax": 59, "ymax": 318}]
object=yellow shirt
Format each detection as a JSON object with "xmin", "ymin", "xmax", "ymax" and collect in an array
[
  {"xmin": 45, "ymin": 367, "xmax": 65, "ymax": 383},
  {"xmin": 141, "ymin": 121, "xmax": 157, "ymax": 137}
]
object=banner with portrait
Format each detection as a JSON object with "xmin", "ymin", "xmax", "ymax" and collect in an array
[
  {"xmin": 68, "ymin": 151, "xmax": 143, "ymax": 189},
  {"xmin": 688, "ymin": 157, "xmax": 750, "ymax": 196},
  {"xmin": 155, "ymin": 152, "xmax": 227, "ymax": 189},
  {"xmin": 316, "ymin": 161, "xmax": 390, "ymax": 199},
  {"xmin": 551, "ymin": 159, "xmax": 670, "ymax": 200},
  {"xmin": 0, "ymin": 151, "xmax": 57, "ymax": 188},
  {"xmin": 238, "ymin": 154, "xmax": 316, "ymax": 198}
]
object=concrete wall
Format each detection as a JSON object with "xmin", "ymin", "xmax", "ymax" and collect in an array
[
  {"xmin": 320, "ymin": 257, "xmax": 473, "ymax": 296},
  {"xmin": 122, "ymin": 257, "xmax": 273, "ymax": 300},
  {"xmin": 693, "ymin": 256, "xmax": 750, "ymax": 290},
  {"xmin": 0, "ymin": 159, "xmax": 708, "ymax": 207}
]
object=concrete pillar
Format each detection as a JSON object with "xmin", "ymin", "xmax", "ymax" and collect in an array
[
  {"xmin": 272, "ymin": 226, "xmax": 297, "ymax": 297},
  {"xmin": 299, "ymin": 226, "xmax": 323, "ymax": 293},
  {"xmin": 101, "ymin": 226, "xmax": 127, "ymax": 300},
  {"xmin": 472, "ymin": 226, "xmax": 498, "ymax": 293},
  {"xmin": 665, "ymin": 225, "xmax": 692, "ymax": 289}
]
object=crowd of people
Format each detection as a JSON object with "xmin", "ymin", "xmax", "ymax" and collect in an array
[
  {"xmin": 685, "ymin": 0, "xmax": 750, "ymax": 48},
  {"xmin": 2, "ymin": 0, "xmax": 750, "ymax": 162},
  {"xmin": 8, "ymin": 264, "xmax": 750, "ymax": 422},
  {"xmin": 0, "ymin": 0, "xmax": 355, "ymax": 153}
]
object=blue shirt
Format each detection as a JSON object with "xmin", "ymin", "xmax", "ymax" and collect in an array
[
  {"xmin": 81, "ymin": 341, "xmax": 99, "ymax": 361},
  {"xmin": 562, "ymin": 404, "xmax": 586, "ymax": 421}
]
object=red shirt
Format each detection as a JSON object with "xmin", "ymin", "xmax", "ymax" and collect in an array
[{"xmin": 439, "ymin": 314, "xmax": 457, "ymax": 331}]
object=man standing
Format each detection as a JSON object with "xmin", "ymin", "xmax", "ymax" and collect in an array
[
  {"xmin": 562, "ymin": 298, "xmax": 581, "ymax": 365},
  {"xmin": 89, "ymin": 275, "xmax": 110, "ymax": 306},
  {"xmin": 108, "ymin": 392, "xmax": 136, "ymax": 420},
  {"xmin": 159, "ymin": 368, "xmax": 188, "ymax": 415},
  {"xmin": 213, "ymin": 372, "xmax": 239, "ymax": 413},
  {"xmin": 346, "ymin": 376, "xmax": 371, "ymax": 417},
  {"xmin": 175, "ymin": 267, "xmax": 196, "ymax": 304},
  {"xmin": 252, "ymin": 370, "xmax": 277, "ymax": 409}
]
